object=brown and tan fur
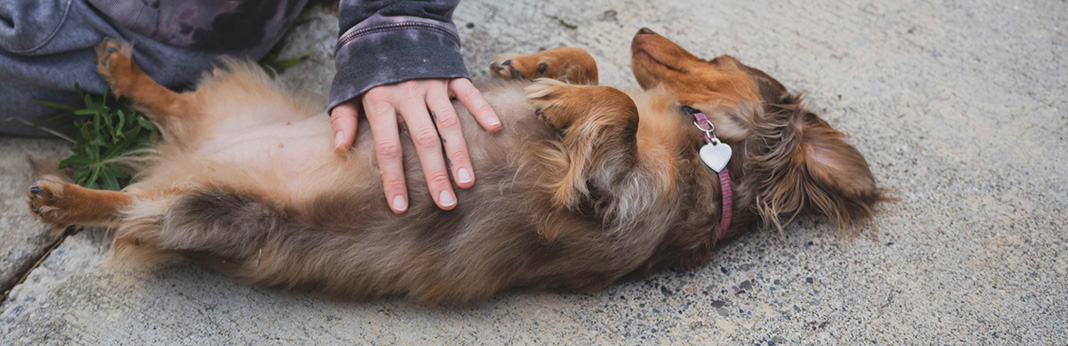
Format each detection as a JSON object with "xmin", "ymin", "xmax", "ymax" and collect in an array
[{"xmin": 26, "ymin": 30, "xmax": 883, "ymax": 304}]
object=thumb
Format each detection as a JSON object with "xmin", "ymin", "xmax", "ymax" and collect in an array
[{"xmin": 330, "ymin": 100, "xmax": 359, "ymax": 152}]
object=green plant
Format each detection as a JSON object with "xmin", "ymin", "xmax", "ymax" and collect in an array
[
  {"xmin": 257, "ymin": 17, "xmax": 314, "ymax": 77},
  {"xmin": 30, "ymin": 7, "xmax": 312, "ymax": 190},
  {"xmin": 34, "ymin": 84, "xmax": 159, "ymax": 191},
  {"xmin": 259, "ymin": 50, "xmax": 311, "ymax": 77}
]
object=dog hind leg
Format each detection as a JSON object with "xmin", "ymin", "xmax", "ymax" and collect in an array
[
  {"xmin": 112, "ymin": 188, "xmax": 371, "ymax": 298},
  {"xmin": 95, "ymin": 39, "xmax": 195, "ymax": 129},
  {"xmin": 26, "ymin": 175, "xmax": 134, "ymax": 230}
]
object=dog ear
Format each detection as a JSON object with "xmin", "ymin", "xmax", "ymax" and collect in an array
[
  {"xmin": 794, "ymin": 111, "xmax": 881, "ymax": 226},
  {"xmin": 750, "ymin": 103, "xmax": 881, "ymax": 232}
]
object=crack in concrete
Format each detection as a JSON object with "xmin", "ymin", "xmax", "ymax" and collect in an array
[{"xmin": 0, "ymin": 228, "xmax": 71, "ymax": 304}]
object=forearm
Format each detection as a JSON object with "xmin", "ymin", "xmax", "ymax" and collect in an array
[{"xmin": 329, "ymin": 0, "xmax": 469, "ymax": 111}]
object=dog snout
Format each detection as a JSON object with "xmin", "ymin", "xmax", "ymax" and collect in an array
[{"xmin": 637, "ymin": 27, "xmax": 656, "ymax": 35}]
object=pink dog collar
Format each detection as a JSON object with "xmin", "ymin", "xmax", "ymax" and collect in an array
[{"xmin": 683, "ymin": 106, "xmax": 733, "ymax": 238}]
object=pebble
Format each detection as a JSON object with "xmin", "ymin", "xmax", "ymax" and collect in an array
[{"xmin": 600, "ymin": 10, "xmax": 617, "ymax": 21}]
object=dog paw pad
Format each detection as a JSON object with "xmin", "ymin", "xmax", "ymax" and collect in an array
[{"xmin": 25, "ymin": 177, "xmax": 70, "ymax": 226}]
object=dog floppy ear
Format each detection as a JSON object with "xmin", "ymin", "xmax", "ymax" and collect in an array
[
  {"xmin": 793, "ymin": 110, "xmax": 881, "ymax": 226},
  {"xmin": 750, "ymin": 100, "xmax": 881, "ymax": 232}
]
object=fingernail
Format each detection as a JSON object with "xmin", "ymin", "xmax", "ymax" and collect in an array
[
  {"xmin": 439, "ymin": 190, "xmax": 456, "ymax": 207},
  {"xmin": 457, "ymin": 168, "xmax": 473, "ymax": 184},
  {"xmin": 334, "ymin": 131, "xmax": 344, "ymax": 150},
  {"xmin": 488, "ymin": 116, "xmax": 501, "ymax": 127},
  {"xmin": 392, "ymin": 195, "xmax": 408, "ymax": 212}
]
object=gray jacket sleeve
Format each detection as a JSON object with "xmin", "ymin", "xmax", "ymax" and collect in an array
[{"xmin": 328, "ymin": 0, "xmax": 468, "ymax": 112}]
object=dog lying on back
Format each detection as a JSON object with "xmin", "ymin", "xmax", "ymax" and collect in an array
[{"xmin": 26, "ymin": 28, "xmax": 882, "ymax": 304}]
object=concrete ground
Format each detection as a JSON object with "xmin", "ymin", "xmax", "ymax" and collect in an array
[{"xmin": 2, "ymin": 0, "xmax": 1066, "ymax": 344}]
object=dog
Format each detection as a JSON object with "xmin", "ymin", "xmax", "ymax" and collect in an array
[{"xmin": 26, "ymin": 28, "xmax": 882, "ymax": 304}]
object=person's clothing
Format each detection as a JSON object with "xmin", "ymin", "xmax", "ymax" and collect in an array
[
  {"xmin": 329, "ymin": 0, "xmax": 468, "ymax": 112},
  {"xmin": 0, "ymin": 0, "xmax": 470, "ymax": 136},
  {"xmin": 0, "ymin": 0, "xmax": 306, "ymax": 136},
  {"xmin": 87, "ymin": 0, "xmax": 307, "ymax": 52}
]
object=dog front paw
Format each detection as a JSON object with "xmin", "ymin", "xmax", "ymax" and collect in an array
[
  {"xmin": 526, "ymin": 79, "xmax": 638, "ymax": 133},
  {"xmin": 490, "ymin": 47, "xmax": 597, "ymax": 84},
  {"xmin": 489, "ymin": 54, "xmax": 543, "ymax": 80},
  {"xmin": 525, "ymin": 79, "xmax": 582, "ymax": 130}
]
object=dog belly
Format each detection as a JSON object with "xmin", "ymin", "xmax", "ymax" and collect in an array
[{"xmin": 197, "ymin": 116, "xmax": 334, "ymax": 185}]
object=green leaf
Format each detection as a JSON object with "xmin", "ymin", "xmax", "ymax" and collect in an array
[
  {"xmin": 102, "ymin": 165, "xmax": 130, "ymax": 180},
  {"xmin": 58, "ymin": 155, "xmax": 95, "ymax": 169},
  {"xmin": 259, "ymin": 51, "xmax": 312, "ymax": 76},
  {"xmin": 123, "ymin": 125, "xmax": 142, "ymax": 143},
  {"xmin": 89, "ymin": 136, "xmax": 107, "ymax": 148},
  {"xmin": 92, "ymin": 111, "xmax": 102, "ymax": 136},
  {"xmin": 83, "ymin": 93, "xmax": 94, "ymax": 110},
  {"xmin": 31, "ymin": 99, "xmax": 78, "ymax": 111},
  {"xmin": 47, "ymin": 83, "xmax": 159, "ymax": 191},
  {"xmin": 100, "ymin": 169, "xmax": 121, "ymax": 191},
  {"xmin": 138, "ymin": 117, "xmax": 156, "ymax": 131},
  {"xmin": 274, "ymin": 53, "xmax": 312, "ymax": 69},
  {"xmin": 114, "ymin": 110, "xmax": 127, "ymax": 141},
  {"xmin": 72, "ymin": 165, "xmax": 89, "ymax": 185},
  {"xmin": 85, "ymin": 165, "xmax": 102, "ymax": 188},
  {"xmin": 78, "ymin": 122, "xmax": 93, "ymax": 145}
]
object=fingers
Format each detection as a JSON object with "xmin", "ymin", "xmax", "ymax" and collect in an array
[
  {"xmin": 362, "ymin": 91, "xmax": 409, "ymax": 214},
  {"xmin": 330, "ymin": 100, "xmax": 359, "ymax": 152},
  {"xmin": 449, "ymin": 78, "xmax": 502, "ymax": 132},
  {"xmin": 356, "ymin": 78, "xmax": 499, "ymax": 213},
  {"xmin": 394, "ymin": 90, "xmax": 457, "ymax": 211},
  {"xmin": 426, "ymin": 87, "xmax": 475, "ymax": 190}
]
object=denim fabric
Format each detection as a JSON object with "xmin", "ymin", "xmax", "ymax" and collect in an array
[
  {"xmin": 1, "ymin": 0, "xmax": 467, "ymax": 136},
  {"xmin": 0, "ymin": 0, "xmax": 299, "ymax": 136},
  {"xmin": 87, "ymin": 0, "xmax": 307, "ymax": 51}
]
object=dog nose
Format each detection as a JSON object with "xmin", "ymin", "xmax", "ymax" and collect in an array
[{"xmin": 638, "ymin": 27, "xmax": 656, "ymax": 35}]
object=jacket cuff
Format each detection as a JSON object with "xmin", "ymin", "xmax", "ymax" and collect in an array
[{"xmin": 328, "ymin": 18, "xmax": 468, "ymax": 112}]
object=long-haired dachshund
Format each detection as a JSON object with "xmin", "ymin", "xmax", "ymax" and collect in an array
[{"xmin": 26, "ymin": 28, "xmax": 882, "ymax": 304}]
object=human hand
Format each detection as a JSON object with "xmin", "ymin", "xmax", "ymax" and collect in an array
[{"xmin": 330, "ymin": 78, "xmax": 501, "ymax": 214}]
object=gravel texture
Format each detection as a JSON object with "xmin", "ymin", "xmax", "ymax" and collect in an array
[{"xmin": 0, "ymin": 138, "xmax": 70, "ymax": 294}]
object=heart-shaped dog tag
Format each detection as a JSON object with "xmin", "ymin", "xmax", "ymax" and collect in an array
[{"xmin": 699, "ymin": 140, "xmax": 732, "ymax": 172}]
